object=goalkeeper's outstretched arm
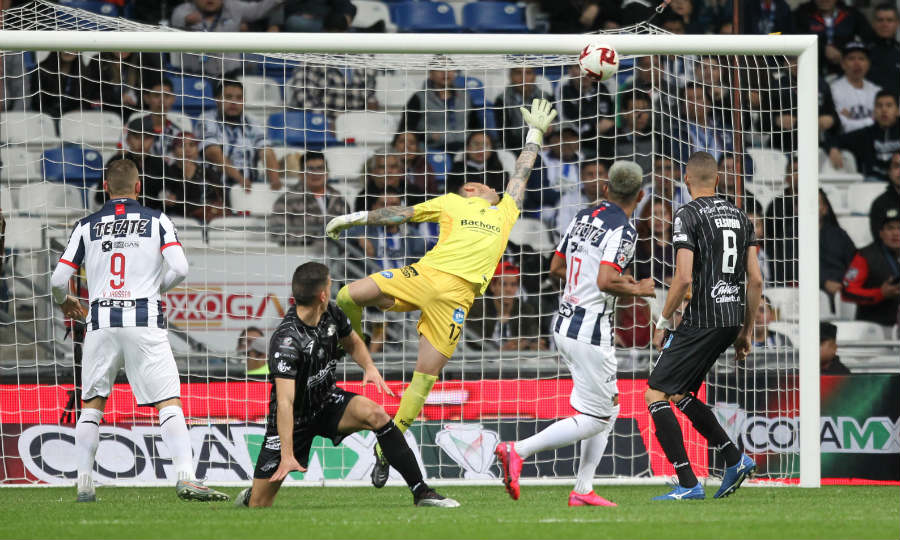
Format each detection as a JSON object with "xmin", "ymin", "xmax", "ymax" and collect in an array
[
  {"xmin": 505, "ymin": 98, "xmax": 557, "ymax": 209},
  {"xmin": 325, "ymin": 206, "xmax": 415, "ymax": 240}
]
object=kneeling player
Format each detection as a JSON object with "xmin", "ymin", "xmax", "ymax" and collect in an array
[{"xmin": 236, "ymin": 262, "xmax": 458, "ymax": 508}]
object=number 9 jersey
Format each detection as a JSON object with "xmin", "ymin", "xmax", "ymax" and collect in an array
[{"xmin": 554, "ymin": 201, "xmax": 637, "ymax": 347}]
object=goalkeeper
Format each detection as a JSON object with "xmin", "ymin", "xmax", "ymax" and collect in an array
[{"xmin": 326, "ymin": 99, "xmax": 556, "ymax": 488}]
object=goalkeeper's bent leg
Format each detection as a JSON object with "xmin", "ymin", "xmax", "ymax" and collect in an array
[
  {"xmin": 337, "ymin": 284, "xmax": 364, "ymax": 337},
  {"xmin": 375, "ymin": 371, "xmax": 438, "ymax": 461}
]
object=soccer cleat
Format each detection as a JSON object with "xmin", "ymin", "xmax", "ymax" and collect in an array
[
  {"xmin": 568, "ymin": 490, "xmax": 617, "ymax": 507},
  {"xmin": 371, "ymin": 445, "xmax": 390, "ymax": 488},
  {"xmin": 714, "ymin": 454, "xmax": 756, "ymax": 499},
  {"xmin": 494, "ymin": 442, "xmax": 523, "ymax": 501},
  {"xmin": 414, "ymin": 488, "xmax": 460, "ymax": 508},
  {"xmin": 652, "ymin": 482, "xmax": 705, "ymax": 501},
  {"xmin": 76, "ymin": 474, "xmax": 95, "ymax": 503},
  {"xmin": 234, "ymin": 487, "xmax": 251, "ymax": 508},
  {"xmin": 176, "ymin": 479, "xmax": 230, "ymax": 502}
]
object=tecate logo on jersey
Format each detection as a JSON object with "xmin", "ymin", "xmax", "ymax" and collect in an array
[{"xmin": 710, "ymin": 280, "xmax": 740, "ymax": 304}]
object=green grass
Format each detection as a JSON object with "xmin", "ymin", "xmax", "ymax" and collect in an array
[{"xmin": 3, "ymin": 485, "xmax": 897, "ymax": 539}]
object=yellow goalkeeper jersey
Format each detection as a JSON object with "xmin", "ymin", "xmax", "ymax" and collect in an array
[{"xmin": 411, "ymin": 193, "xmax": 520, "ymax": 295}]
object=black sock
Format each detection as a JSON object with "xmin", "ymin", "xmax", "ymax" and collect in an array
[
  {"xmin": 676, "ymin": 394, "xmax": 740, "ymax": 467},
  {"xmin": 648, "ymin": 400, "xmax": 698, "ymax": 488},
  {"xmin": 374, "ymin": 420, "xmax": 427, "ymax": 495}
]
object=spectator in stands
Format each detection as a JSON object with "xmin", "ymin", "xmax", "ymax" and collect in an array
[
  {"xmin": 867, "ymin": 3, "xmax": 900, "ymax": 102},
  {"xmin": 716, "ymin": 153, "xmax": 742, "ymax": 204},
  {"xmin": 539, "ymin": 0, "xmax": 619, "ymax": 33},
  {"xmin": 819, "ymin": 188, "xmax": 856, "ymax": 297},
  {"xmin": 743, "ymin": 0, "xmax": 794, "ymax": 35},
  {"xmin": 636, "ymin": 155, "xmax": 690, "ymax": 218},
  {"xmin": 402, "ymin": 68, "xmax": 480, "ymax": 153},
  {"xmin": 537, "ymin": 126, "xmax": 584, "ymax": 234},
  {"xmin": 752, "ymin": 295, "xmax": 792, "ymax": 348},
  {"xmin": 467, "ymin": 261, "xmax": 544, "ymax": 351},
  {"xmin": 271, "ymin": 0, "xmax": 356, "ymax": 32},
  {"xmin": 138, "ymin": 75, "xmax": 182, "ymax": 161},
  {"xmin": 445, "ymin": 132, "xmax": 507, "ymax": 196},
  {"xmin": 692, "ymin": 56, "xmax": 735, "ymax": 126},
  {"xmin": 618, "ymin": 55, "xmax": 653, "ymax": 97},
  {"xmin": 765, "ymin": 155, "xmax": 799, "ymax": 283},
  {"xmin": 83, "ymin": 51, "xmax": 162, "ymax": 121},
  {"xmin": 745, "ymin": 198, "xmax": 773, "ymax": 282},
  {"xmin": 635, "ymin": 197, "xmax": 674, "ymax": 287},
  {"xmin": 352, "ymin": 190, "xmax": 426, "ymax": 274},
  {"xmin": 236, "ymin": 326, "xmax": 268, "ymax": 375},
  {"xmin": 842, "ymin": 207, "xmax": 900, "ymax": 328},
  {"xmin": 665, "ymin": 0, "xmax": 713, "ymax": 34},
  {"xmin": 392, "ymin": 131, "xmax": 438, "ymax": 202},
  {"xmin": 31, "ymin": 51, "xmax": 86, "ymax": 119},
  {"xmin": 818, "ymin": 74, "xmax": 840, "ymax": 144},
  {"xmin": 171, "ymin": 0, "xmax": 284, "ymax": 76},
  {"xmin": 680, "ymin": 82, "xmax": 733, "ymax": 163},
  {"xmin": 355, "ymin": 152, "xmax": 405, "ymax": 212},
  {"xmin": 197, "ymin": 80, "xmax": 282, "ymax": 192},
  {"xmin": 162, "ymin": 132, "xmax": 227, "ymax": 223},
  {"xmin": 2, "ymin": 47, "xmax": 30, "ymax": 113},
  {"xmin": 271, "ymin": 150, "xmax": 349, "ymax": 247},
  {"xmin": 793, "ymin": 0, "xmax": 874, "ymax": 76},
  {"xmin": 494, "ymin": 67, "xmax": 554, "ymax": 151},
  {"xmin": 95, "ymin": 117, "xmax": 165, "ymax": 207},
  {"xmin": 615, "ymin": 92, "xmax": 653, "ymax": 176},
  {"xmin": 827, "ymin": 91, "xmax": 900, "ymax": 181},
  {"xmin": 829, "ymin": 41, "xmax": 882, "ymax": 134},
  {"xmin": 819, "ymin": 322, "xmax": 850, "ymax": 375},
  {"xmin": 552, "ymin": 159, "xmax": 610, "ymax": 239},
  {"xmin": 869, "ymin": 152, "xmax": 900, "ymax": 239},
  {"xmin": 558, "ymin": 64, "xmax": 615, "ymax": 152}
]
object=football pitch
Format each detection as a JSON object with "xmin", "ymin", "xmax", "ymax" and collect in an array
[{"xmin": 3, "ymin": 485, "xmax": 897, "ymax": 539}]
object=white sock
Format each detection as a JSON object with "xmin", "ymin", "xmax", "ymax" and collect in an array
[
  {"xmin": 573, "ymin": 424, "xmax": 613, "ymax": 494},
  {"xmin": 516, "ymin": 414, "xmax": 609, "ymax": 459},
  {"xmin": 158, "ymin": 405, "xmax": 194, "ymax": 481},
  {"xmin": 75, "ymin": 408, "xmax": 103, "ymax": 484}
]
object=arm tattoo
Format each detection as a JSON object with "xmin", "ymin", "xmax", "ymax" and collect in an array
[
  {"xmin": 366, "ymin": 205, "xmax": 415, "ymax": 226},
  {"xmin": 506, "ymin": 142, "xmax": 539, "ymax": 209}
]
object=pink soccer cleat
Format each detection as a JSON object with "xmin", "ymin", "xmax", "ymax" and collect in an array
[
  {"xmin": 494, "ymin": 442, "xmax": 523, "ymax": 500},
  {"xmin": 568, "ymin": 490, "xmax": 617, "ymax": 507}
]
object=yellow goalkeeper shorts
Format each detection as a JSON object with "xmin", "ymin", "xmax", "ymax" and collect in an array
[{"xmin": 369, "ymin": 263, "xmax": 476, "ymax": 358}]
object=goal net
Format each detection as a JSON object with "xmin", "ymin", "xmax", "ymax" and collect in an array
[{"xmin": 0, "ymin": 0, "xmax": 813, "ymax": 487}]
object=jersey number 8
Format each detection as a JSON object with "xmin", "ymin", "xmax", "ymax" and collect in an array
[{"xmin": 721, "ymin": 230, "xmax": 737, "ymax": 274}]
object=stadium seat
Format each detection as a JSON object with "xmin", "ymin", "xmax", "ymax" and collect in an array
[
  {"xmin": 392, "ymin": 2, "xmax": 460, "ymax": 32},
  {"xmin": 462, "ymin": 2, "xmax": 527, "ymax": 32},
  {"xmin": 0, "ymin": 185, "xmax": 13, "ymax": 213},
  {"xmin": 426, "ymin": 151, "xmax": 449, "ymax": 181},
  {"xmin": 374, "ymin": 71, "xmax": 427, "ymax": 110},
  {"xmin": 334, "ymin": 111, "xmax": 399, "ymax": 145},
  {"xmin": 324, "ymin": 146, "xmax": 374, "ymax": 180},
  {"xmin": 267, "ymin": 111, "xmax": 336, "ymax": 148},
  {"xmin": 767, "ymin": 320, "xmax": 798, "ymax": 344},
  {"xmin": 821, "ymin": 149, "xmax": 858, "ymax": 174},
  {"xmin": 820, "ymin": 291, "xmax": 837, "ymax": 321},
  {"xmin": 847, "ymin": 182, "xmax": 886, "ymax": 216},
  {"xmin": 3, "ymin": 217, "xmax": 43, "ymax": 250},
  {"xmin": 207, "ymin": 215, "xmax": 276, "ymax": 249},
  {"xmin": 168, "ymin": 216, "xmax": 206, "ymax": 248},
  {"xmin": 42, "ymin": 145, "xmax": 105, "ymax": 186},
  {"xmin": 820, "ymin": 184, "xmax": 849, "ymax": 215},
  {"xmin": 352, "ymin": 0, "xmax": 397, "ymax": 32},
  {"xmin": 765, "ymin": 287, "xmax": 799, "ymax": 321},
  {"xmin": 58, "ymin": 0, "xmax": 120, "ymax": 16},
  {"xmin": 837, "ymin": 215, "xmax": 872, "ymax": 247},
  {"xmin": 59, "ymin": 111, "xmax": 123, "ymax": 146},
  {"xmin": 454, "ymin": 75, "xmax": 485, "ymax": 108},
  {"xmin": 747, "ymin": 147, "xmax": 788, "ymax": 184},
  {"xmin": 239, "ymin": 75, "xmax": 283, "ymax": 112},
  {"xmin": 1, "ymin": 147, "xmax": 43, "ymax": 182},
  {"xmin": 228, "ymin": 185, "xmax": 283, "ymax": 215},
  {"xmin": 508, "ymin": 217, "xmax": 555, "ymax": 253},
  {"xmin": 171, "ymin": 76, "xmax": 216, "ymax": 116},
  {"xmin": 16, "ymin": 182, "xmax": 85, "ymax": 217},
  {"xmin": 834, "ymin": 321, "xmax": 889, "ymax": 342},
  {"xmin": 0, "ymin": 111, "xmax": 60, "ymax": 146}
]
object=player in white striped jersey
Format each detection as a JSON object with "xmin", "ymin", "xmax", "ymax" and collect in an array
[
  {"xmin": 49, "ymin": 160, "xmax": 228, "ymax": 503},
  {"xmin": 496, "ymin": 161, "xmax": 655, "ymax": 507}
]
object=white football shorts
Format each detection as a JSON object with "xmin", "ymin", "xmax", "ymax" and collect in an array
[
  {"xmin": 81, "ymin": 326, "xmax": 181, "ymax": 406},
  {"xmin": 554, "ymin": 332, "xmax": 620, "ymax": 419}
]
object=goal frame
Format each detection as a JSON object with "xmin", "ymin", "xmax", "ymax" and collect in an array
[{"xmin": 0, "ymin": 31, "xmax": 820, "ymax": 487}]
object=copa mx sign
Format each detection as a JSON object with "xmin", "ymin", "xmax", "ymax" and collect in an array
[{"xmin": 820, "ymin": 416, "xmax": 900, "ymax": 454}]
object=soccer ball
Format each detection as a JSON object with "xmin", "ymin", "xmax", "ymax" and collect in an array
[{"xmin": 578, "ymin": 42, "xmax": 619, "ymax": 82}]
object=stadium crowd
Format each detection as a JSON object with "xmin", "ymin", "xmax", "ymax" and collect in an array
[{"xmin": 0, "ymin": 0, "xmax": 898, "ymax": 360}]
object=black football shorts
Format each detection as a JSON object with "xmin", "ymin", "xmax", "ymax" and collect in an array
[{"xmin": 648, "ymin": 325, "xmax": 741, "ymax": 395}]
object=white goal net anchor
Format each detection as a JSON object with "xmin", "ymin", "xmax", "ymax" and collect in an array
[{"xmin": 0, "ymin": 0, "xmax": 819, "ymax": 488}]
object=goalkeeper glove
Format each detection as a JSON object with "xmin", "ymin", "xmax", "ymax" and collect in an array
[
  {"xmin": 325, "ymin": 211, "xmax": 368, "ymax": 240},
  {"xmin": 520, "ymin": 98, "xmax": 557, "ymax": 147}
]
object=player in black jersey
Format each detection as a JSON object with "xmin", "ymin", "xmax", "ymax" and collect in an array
[
  {"xmin": 235, "ymin": 262, "xmax": 459, "ymax": 508},
  {"xmin": 645, "ymin": 152, "xmax": 764, "ymax": 501}
]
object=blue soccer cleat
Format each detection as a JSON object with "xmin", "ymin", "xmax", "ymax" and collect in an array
[
  {"xmin": 652, "ymin": 482, "xmax": 705, "ymax": 501},
  {"xmin": 714, "ymin": 454, "xmax": 756, "ymax": 499}
]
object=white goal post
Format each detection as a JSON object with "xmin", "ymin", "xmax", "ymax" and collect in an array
[{"xmin": 0, "ymin": 28, "xmax": 820, "ymax": 488}]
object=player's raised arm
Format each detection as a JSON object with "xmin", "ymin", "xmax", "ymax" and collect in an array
[
  {"xmin": 505, "ymin": 98, "xmax": 557, "ymax": 209},
  {"xmin": 325, "ymin": 206, "xmax": 415, "ymax": 240}
]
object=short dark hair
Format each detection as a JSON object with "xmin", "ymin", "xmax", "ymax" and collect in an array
[
  {"xmin": 623, "ymin": 91, "xmax": 651, "ymax": 111},
  {"xmin": 300, "ymin": 150, "xmax": 326, "ymax": 169},
  {"xmin": 875, "ymin": 90, "xmax": 898, "ymax": 106},
  {"xmin": 874, "ymin": 2, "xmax": 899, "ymax": 15},
  {"xmin": 686, "ymin": 151, "xmax": 718, "ymax": 184},
  {"xmin": 215, "ymin": 79, "xmax": 243, "ymax": 98},
  {"xmin": 105, "ymin": 159, "xmax": 139, "ymax": 196},
  {"xmin": 291, "ymin": 262, "xmax": 331, "ymax": 306},
  {"xmin": 144, "ymin": 74, "xmax": 173, "ymax": 92}
]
